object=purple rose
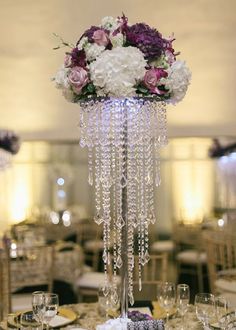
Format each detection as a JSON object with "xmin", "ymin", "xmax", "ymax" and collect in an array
[
  {"xmin": 79, "ymin": 26, "xmax": 101, "ymax": 43},
  {"xmin": 68, "ymin": 66, "xmax": 89, "ymax": 94},
  {"xmin": 143, "ymin": 68, "xmax": 167, "ymax": 94},
  {"xmin": 92, "ymin": 29, "xmax": 109, "ymax": 46},
  {"xmin": 64, "ymin": 54, "xmax": 72, "ymax": 68}
]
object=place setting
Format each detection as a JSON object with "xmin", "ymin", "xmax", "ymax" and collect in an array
[{"xmin": 7, "ymin": 291, "xmax": 77, "ymax": 330}]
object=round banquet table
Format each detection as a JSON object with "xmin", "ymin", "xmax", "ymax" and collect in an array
[
  {"xmin": 60, "ymin": 302, "xmax": 204, "ymax": 330},
  {"xmin": 1, "ymin": 302, "xmax": 204, "ymax": 329}
]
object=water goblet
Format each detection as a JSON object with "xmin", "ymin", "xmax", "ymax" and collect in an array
[
  {"xmin": 176, "ymin": 283, "xmax": 190, "ymax": 329},
  {"xmin": 157, "ymin": 282, "xmax": 176, "ymax": 329},
  {"xmin": 32, "ymin": 291, "xmax": 45, "ymax": 330},
  {"xmin": 215, "ymin": 296, "xmax": 228, "ymax": 329},
  {"xmin": 43, "ymin": 293, "xmax": 59, "ymax": 330},
  {"xmin": 195, "ymin": 293, "xmax": 215, "ymax": 329}
]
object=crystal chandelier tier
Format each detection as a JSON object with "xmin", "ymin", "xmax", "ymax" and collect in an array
[{"xmin": 79, "ymin": 97, "xmax": 167, "ymax": 306}]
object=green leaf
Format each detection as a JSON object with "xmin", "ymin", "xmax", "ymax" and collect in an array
[
  {"xmin": 87, "ymin": 83, "xmax": 95, "ymax": 93},
  {"xmin": 137, "ymin": 86, "xmax": 149, "ymax": 94}
]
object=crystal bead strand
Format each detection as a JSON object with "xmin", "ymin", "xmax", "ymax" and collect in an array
[
  {"xmin": 126, "ymin": 100, "xmax": 137, "ymax": 305},
  {"xmin": 111, "ymin": 106, "xmax": 119, "ymax": 302},
  {"xmin": 100, "ymin": 103, "xmax": 112, "ymax": 292},
  {"xmin": 115, "ymin": 102, "xmax": 123, "ymax": 271},
  {"xmin": 143, "ymin": 103, "xmax": 151, "ymax": 263}
]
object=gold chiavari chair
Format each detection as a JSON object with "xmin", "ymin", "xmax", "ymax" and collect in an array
[
  {"xmin": 0, "ymin": 247, "xmax": 11, "ymax": 321},
  {"xmin": 133, "ymin": 253, "xmax": 168, "ymax": 301},
  {"xmin": 204, "ymin": 230, "xmax": 236, "ymax": 293},
  {"xmin": 173, "ymin": 223, "xmax": 207, "ymax": 292},
  {"xmin": 54, "ymin": 241, "xmax": 84, "ymax": 290},
  {"xmin": 76, "ymin": 221, "xmax": 103, "ymax": 271}
]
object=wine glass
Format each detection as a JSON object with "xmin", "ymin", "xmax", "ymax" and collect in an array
[
  {"xmin": 176, "ymin": 284, "xmax": 190, "ymax": 329},
  {"xmin": 32, "ymin": 291, "xmax": 45, "ymax": 330},
  {"xmin": 43, "ymin": 293, "xmax": 59, "ymax": 330},
  {"xmin": 157, "ymin": 282, "xmax": 176, "ymax": 329},
  {"xmin": 195, "ymin": 293, "xmax": 215, "ymax": 328},
  {"xmin": 215, "ymin": 296, "xmax": 228, "ymax": 329}
]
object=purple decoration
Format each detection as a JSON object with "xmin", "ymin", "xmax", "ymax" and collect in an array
[{"xmin": 125, "ymin": 23, "xmax": 164, "ymax": 60}]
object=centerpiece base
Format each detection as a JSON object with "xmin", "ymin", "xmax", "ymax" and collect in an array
[{"xmin": 96, "ymin": 317, "xmax": 131, "ymax": 330}]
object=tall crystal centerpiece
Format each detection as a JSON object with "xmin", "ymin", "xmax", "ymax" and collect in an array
[
  {"xmin": 79, "ymin": 97, "xmax": 167, "ymax": 314},
  {"xmin": 53, "ymin": 13, "xmax": 191, "ymax": 320}
]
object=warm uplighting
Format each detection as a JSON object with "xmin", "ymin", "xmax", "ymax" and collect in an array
[
  {"xmin": 171, "ymin": 138, "xmax": 214, "ymax": 225},
  {"xmin": 9, "ymin": 173, "xmax": 32, "ymax": 223}
]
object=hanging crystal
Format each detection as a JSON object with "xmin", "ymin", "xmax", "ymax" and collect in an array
[{"xmin": 79, "ymin": 97, "xmax": 167, "ymax": 304}]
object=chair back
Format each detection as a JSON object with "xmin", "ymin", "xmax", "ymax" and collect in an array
[
  {"xmin": 133, "ymin": 253, "xmax": 168, "ymax": 300},
  {"xmin": 173, "ymin": 223, "xmax": 204, "ymax": 251},
  {"xmin": 204, "ymin": 229, "xmax": 236, "ymax": 293},
  {"xmin": 54, "ymin": 241, "xmax": 84, "ymax": 287},
  {"xmin": 10, "ymin": 244, "xmax": 54, "ymax": 293},
  {"xmin": 0, "ymin": 248, "xmax": 11, "ymax": 321},
  {"xmin": 76, "ymin": 221, "xmax": 102, "ymax": 245}
]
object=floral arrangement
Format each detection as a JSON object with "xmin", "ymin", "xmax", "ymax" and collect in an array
[
  {"xmin": 53, "ymin": 14, "xmax": 191, "ymax": 104},
  {"xmin": 0, "ymin": 130, "xmax": 20, "ymax": 154},
  {"xmin": 127, "ymin": 310, "xmax": 153, "ymax": 322}
]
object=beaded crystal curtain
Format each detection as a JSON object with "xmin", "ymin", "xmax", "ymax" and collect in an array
[{"xmin": 79, "ymin": 97, "xmax": 167, "ymax": 304}]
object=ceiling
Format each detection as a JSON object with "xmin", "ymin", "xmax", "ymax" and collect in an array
[{"xmin": 0, "ymin": 0, "xmax": 236, "ymax": 140}]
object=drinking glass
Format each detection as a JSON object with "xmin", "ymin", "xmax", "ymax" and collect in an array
[
  {"xmin": 215, "ymin": 296, "xmax": 228, "ymax": 329},
  {"xmin": 43, "ymin": 293, "xmax": 59, "ymax": 330},
  {"xmin": 195, "ymin": 293, "xmax": 215, "ymax": 328},
  {"xmin": 157, "ymin": 282, "xmax": 176, "ymax": 329},
  {"xmin": 176, "ymin": 284, "xmax": 190, "ymax": 329},
  {"xmin": 32, "ymin": 291, "xmax": 45, "ymax": 330}
]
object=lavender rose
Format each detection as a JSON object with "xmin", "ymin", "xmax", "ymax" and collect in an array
[
  {"xmin": 144, "ymin": 68, "xmax": 168, "ymax": 94},
  {"xmin": 93, "ymin": 29, "xmax": 110, "ymax": 46},
  {"xmin": 68, "ymin": 66, "xmax": 89, "ymax": 94}
]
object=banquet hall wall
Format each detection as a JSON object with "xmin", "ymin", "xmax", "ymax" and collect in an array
[{"xmin": 0, "ymin": 137, "xmax": 215, "ymax": 235}]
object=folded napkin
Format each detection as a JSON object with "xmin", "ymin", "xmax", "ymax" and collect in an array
[
  {"xmin": 215, "ymin": 279, "xmax": 236, "ymax": 293},
  {"xmin": 49, "ymin": 315, "xmax": 70, "ymax": 327}
]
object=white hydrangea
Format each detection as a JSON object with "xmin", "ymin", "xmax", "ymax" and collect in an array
[
  {"xmin": 110, "ymin": 33, "xmax": 124, "ymax": 47},
  {"xmin": 89, "ymin": 46, "xmax": 146, "ymax": 97},
  {"xmin": 77, "ymin": 36, "xmax": 88, "ymax": 50},
  {"xmin": 62, "ymin": 88, "xmax": 75, "ymax": 102},
  {"xmin": 166, "ymin": 60, "xmax": 191, "ymax": 104},
  {"xmin": 84, "ymin": 43, "xmax": 105, "ymax": 62},
  {"xmin": 101, "ymin": 16, "xmax": 119, "ymax": 31},
  {"xmin": 54, "ymin": 66, "xmax": 70, "ymax": 89}
]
